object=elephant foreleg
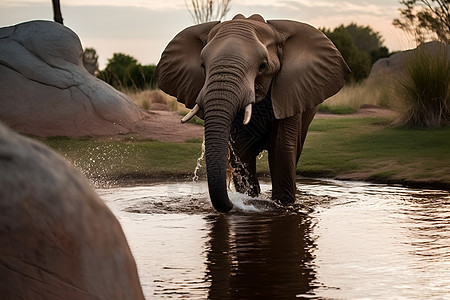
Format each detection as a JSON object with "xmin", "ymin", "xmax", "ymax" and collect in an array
[
  {"xmin": 268, "ymin": 114, "xmax": 301, "ymax": 204},
  {"xmin": 268, "ymin": 107, "xmax": 317, "ymax": 204},
  {"xmin": 229, "ymin": 96, "xmax": 274, "ymax": 197}
]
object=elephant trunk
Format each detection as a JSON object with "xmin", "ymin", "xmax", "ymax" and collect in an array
[
  {"xmin": 204, "ymin": 120, "xmax": 233, "ymax": 212},
  {"xmin": 203, "ymin": 99, "xmax": 237, "ymax": 213},
  {"xmin": 202, "ymin": 60, "xmax": 253, "ymax": 213}
]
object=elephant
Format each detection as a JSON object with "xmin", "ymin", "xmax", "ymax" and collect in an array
[{"xmin": 156, "ymin": 14, "xmax": 350, "ymax": 213}]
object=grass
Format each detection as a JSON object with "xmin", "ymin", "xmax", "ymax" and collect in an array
[
  {"xmin": 125, "ymin": 89, "xmax": 182, "ymax": 112},
  {"xmin": 42, "ymin": 72, "xmax": 450, "ymax": 189},
  {"xmin": 45, "ymin": 138, "xmax": 204, "ymax": 185},
  {"xmin": 43, "ymin": 116, "xmax": 450, "ymax": 189},
  {"xmin": 394, "ymin": 43, "xmax": 450, "ymax": 128},
  {"xmin": 319, "ymin": 78, "xmax": 393, "ymax": 113},
  {"xmin": 126, "ymin": 89, "xmax": 204, "ymax": 126},
  {"xmin": 317, "ymin": 104, "xmax": 358, "ymax": 114},
  {"xmin": 299, "ymin": 117, "xmax": 450, "ymax": 188}
]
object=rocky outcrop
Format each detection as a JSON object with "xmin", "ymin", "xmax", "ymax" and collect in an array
[
  {"xmin": 369, "ymin": 41, "xmax": 450, "ymax": 81},
  {"xmin": 0, "ymin": 122, "xmax": 144, "ymax": 299},
  {"xmin": 0, "ymin": 20, "xmax": 143, "ymax": 137}
]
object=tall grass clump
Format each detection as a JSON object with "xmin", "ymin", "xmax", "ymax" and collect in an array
[{"xmin": 395, "ymin": 43, "xmax": 450, "ymax": 128}]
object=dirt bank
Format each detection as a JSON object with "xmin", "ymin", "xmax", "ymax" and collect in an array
[{"xmin": 111, "ymin": 110, "xmax": 204, "ymax": 142}]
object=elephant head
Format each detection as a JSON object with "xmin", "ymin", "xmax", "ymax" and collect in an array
[{"xmin": 156, "ymin": 14, "xmax": 350, "ymax": 212}]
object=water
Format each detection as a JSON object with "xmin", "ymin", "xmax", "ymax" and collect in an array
[{"xmin": 97, "ymin": 179, "xmax": 450, "ymax": 299}]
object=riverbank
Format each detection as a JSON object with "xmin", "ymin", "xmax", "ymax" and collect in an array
[
  {"xmin": 42, "ymin": 107, "xmax": 450, "ymax": 190},
  {"xmin": 301, "ymin": 115, "xmax": 450, "ymax": 190}
]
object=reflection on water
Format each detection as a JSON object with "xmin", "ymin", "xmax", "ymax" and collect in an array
[
  {"xmin": 205, "ymin": 214, "xmax": 316, "ymax": 299},
  {"xmin": 97, "ymin": 179, "xmax": 450, "ymax": 299}
]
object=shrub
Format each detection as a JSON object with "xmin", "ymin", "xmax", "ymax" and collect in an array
[
  {"xmin": 395, "ymin": 43, "xmax": 450, "ymax": 127},
  {"xmin": 97, "ymin": 53, "xmax": 157, "ymax": 91}
]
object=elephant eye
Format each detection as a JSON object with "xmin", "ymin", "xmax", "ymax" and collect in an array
[
  {"xmin": 200, "ymin": 62, "xmax": 206, "ymax": 75},
  {"xmin": 258, "ymin": 60, "xmax": 268, "ymax": 73}
]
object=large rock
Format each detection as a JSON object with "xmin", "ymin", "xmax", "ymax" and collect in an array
[
  {"xmin": 369, "ymin": 41, "xmax": 450, "ymax": 81},
  {"xmin": 0, "ymin": 20, "xmax": 143, "ymax": 137},
  {"xmin": 0, "ymin": 122, "xmax": 144, "ymax": 299}
]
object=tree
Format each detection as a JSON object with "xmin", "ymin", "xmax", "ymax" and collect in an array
[
  {"xmin": 83, "ymin": 48, "xmax": 99, "ymax": 76},
  {"xmin": 98, "ymin": 53, "xmax": 138, "ymax": 90},
  {"xmin": 322, "ymin": 26, "xmax": 372, "ymax": 82},
  {"xmin": 322, "ymin": 24, "xmax": 391, "ymax": 82},
  {"xmin": 51, "ymin": 0, "xmax": 63, "ymax": 24},
  {"xmin": 370, "ymin": 46, "xmax": 390, "ymax": 64},
  {"xmin": 346, "ymin": 23, "xmax": 384, "ymax": 52},
  {"xmin": 393, "ymin": 0, "xmax": 450, "ymax": 43},
  {"xmin": 98, "ymin": 53, "xmax": 156, "ymax": 90},
  {"xmin": 345, "ymin": 23, "xmax": 389, "ymax": 64},
  {"xmin": 185, "ymin": 0, "xmax": 231, "ymax": 24}
]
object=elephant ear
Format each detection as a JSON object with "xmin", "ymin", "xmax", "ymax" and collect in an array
[
  {"xmin": 156, "ymin": 21, "xmax": 220, "ymax": 109},
  {"xmin": 267, "ymin": 20, "xmax": 351, "ymax": 119}
]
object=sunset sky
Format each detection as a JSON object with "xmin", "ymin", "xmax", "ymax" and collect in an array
[{"xmin": 0, "ymin": 0, "xmax": 416, "ymax": 68}]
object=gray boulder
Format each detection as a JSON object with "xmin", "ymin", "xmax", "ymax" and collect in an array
[
  {"xmin": 0, "ymin": 20, "xmax": 143, "ymax": 137},
  {"xmin": 0, "ymin": 122, "xmax": 144, "ymax": 299},
  {"xmin": 369, "ymin": 41, "xmax": 450, "ymax": 81}
]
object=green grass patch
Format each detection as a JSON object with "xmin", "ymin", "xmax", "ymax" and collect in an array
[
  {"xmin": 318, "ymin": 104, "xmax": 358, "ymax": 114},
  {"xmin": 43, "ymin": 116, "xmax": 450, "ymax": 188},
  {"xmin": 44, "ymin": 138, "xmax": 203, "ymax": 181},
  {"xmin": 300, "ymin": 117, "xmax": 450, "ymax": 186}
]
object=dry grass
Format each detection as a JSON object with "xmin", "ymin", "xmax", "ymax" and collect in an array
[
  {"xmin": 321, "ymin": 77, "xmax": 394, "ymax": 112},
  {"xmin": 125, "ymin": 89, "xmax": 205, "ymax": 126},
  {"xmin": 127, "ymin": 80, "xmax": 400, "ymax": 118},
  {"xmin": 125, "ymin": 89, "xmax": 184, "ymax": 112}
]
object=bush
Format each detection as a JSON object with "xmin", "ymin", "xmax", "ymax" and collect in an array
[
  {"xmin": 98, "ymin": 53, "xmax": 157, "ymax": 91},
  {"xmin": 395, "ymin": 43, "xmax": 450, "ymax": 127},
  {"xmin": 322, "ymin": 24, "xmax": 390, "ymax": 83}
]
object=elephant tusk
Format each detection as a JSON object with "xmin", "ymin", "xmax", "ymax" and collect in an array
[
  {"xmin": 181, "ymin": 104, "xmax": 201, "ymax": 123},
  {"xmin": 243, "ymin": 104, "xmax": 252, "ymax": 125}
]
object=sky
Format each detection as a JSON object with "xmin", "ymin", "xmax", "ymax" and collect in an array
[{"xmin": 0, "ymin": 0, "xmax": 416, "ymax": 69}]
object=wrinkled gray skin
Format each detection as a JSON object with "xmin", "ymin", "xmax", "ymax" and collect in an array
[{"xmin": 156, "ymin": 14, "xmax": 350, "ymax": 212}]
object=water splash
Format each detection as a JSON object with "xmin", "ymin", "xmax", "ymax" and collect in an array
[
  {"xmin": 257, "ymin": 150, "xmax": 267, "ymax": 160},
  {"xmin": 62, "ymin": 141, "xmax": 137, "ymax": 188},
  {"xmin": 229, "ymin": 192, "xmax": 284, "ymax": 213},
  {"xmin": 193, "ymin": 136, "xmax": 205, "ymax": 182},
  {"xmin": 192, "ymin": 135, "xmax": 254, "ymax": 196},
  {"xmin": 190, "ymin": 137, "xmax": 278, "ymax": 213},
  {"xmin": 227, "ymin": 137, "xmax": 254, "ymax": 194}
]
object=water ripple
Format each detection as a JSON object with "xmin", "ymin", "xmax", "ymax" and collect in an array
[{"xmin": 97, "ymin": 178, "xmax": 450, "ymax": 299}]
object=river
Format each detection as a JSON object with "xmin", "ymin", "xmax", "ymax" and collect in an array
[{"xmin": 97, "ymin": 178, "xmax": 450, "ymax": 299}]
